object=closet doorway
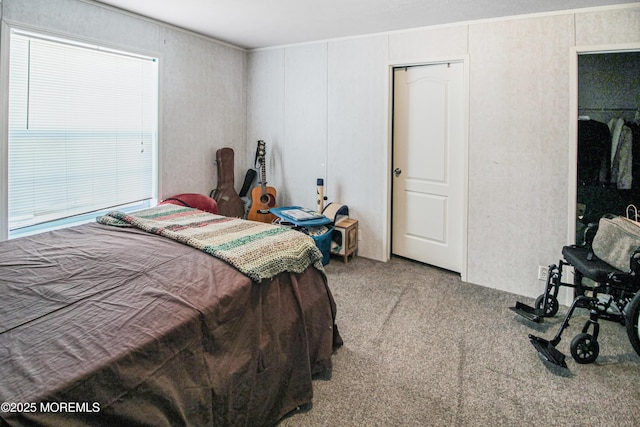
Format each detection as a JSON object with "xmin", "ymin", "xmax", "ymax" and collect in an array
[{"xmin": 574, "ymin": 49, "xmax": 640, "ymax": 245}]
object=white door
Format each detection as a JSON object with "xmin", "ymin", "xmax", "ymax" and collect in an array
[{"xmin": 392, "ymin": 63, "xmax": 465, "ymax": 272}]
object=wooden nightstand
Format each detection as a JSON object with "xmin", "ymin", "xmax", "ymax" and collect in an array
[{"xmin": 331, "ymin": 219, "xmax": 358, "ymax": 263}]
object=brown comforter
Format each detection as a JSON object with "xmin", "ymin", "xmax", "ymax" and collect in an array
[{"xmin": 0, "ymin": 222, "xmax": 341, "ymax": 426}]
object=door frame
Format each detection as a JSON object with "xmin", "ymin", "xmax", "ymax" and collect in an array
[
  {"xmin": 384, "ymin": 56, "xmax": 470, "ymax": 281},
  {"xmin": 568, "ymin": 43, "xmax": 640, "ymax": 247}
]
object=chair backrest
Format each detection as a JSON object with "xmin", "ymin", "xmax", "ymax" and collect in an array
[{"xmin": 159, "ymin": 193, "xmax": 218, "ymax": 214}]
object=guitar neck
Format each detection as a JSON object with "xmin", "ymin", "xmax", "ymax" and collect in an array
[{"xmin": 261, "ymin": 159, "xmax": 268, "ymax": 194}]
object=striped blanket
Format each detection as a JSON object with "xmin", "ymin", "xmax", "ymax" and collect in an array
[{"xmin": 96, "ymin": 204, "xmax": 324, "ymax": 282}]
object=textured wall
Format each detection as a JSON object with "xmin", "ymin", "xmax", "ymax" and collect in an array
[
  {"xmin": 248, "ymin": 4, "xmax": 640, "ymax": 299},
  {"xmin": 466, "ymin": 14, "xmax": 575, "ymax": 296},
  {"xmin": 248, "ymin": 37, "xmax": 389, "ymax": 260},
  {"xmin": 1, "ymin": 0, "xmax": 247, "ymax": 205}
]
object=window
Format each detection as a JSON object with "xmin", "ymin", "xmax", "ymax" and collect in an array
[{"xmin": 7, "ymin": 29, "xmax": 158, "ymax": 238}]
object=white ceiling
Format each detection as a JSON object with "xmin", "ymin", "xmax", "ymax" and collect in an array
[{"xmin": 95, "ymin": 0, "xmax": 636, "ymax": 49}]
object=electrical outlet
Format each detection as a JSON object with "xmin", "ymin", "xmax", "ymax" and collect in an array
[{"xmin": 538, "ymin": 266, "xmax": 549, "ymax": 281}]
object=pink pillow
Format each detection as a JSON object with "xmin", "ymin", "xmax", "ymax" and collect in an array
[{"xmin": 159, "ymin": 193, "xmax": 218, "ymax": 214}]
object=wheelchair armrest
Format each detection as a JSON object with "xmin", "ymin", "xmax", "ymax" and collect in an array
[{"xmin": 582, "ymin": 222, "xmax": 599, "ymax": 248}]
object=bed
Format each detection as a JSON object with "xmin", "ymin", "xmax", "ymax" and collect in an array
[{"xmin": 0, "ymin": 204, "xmax": 342, "ymax": 426}]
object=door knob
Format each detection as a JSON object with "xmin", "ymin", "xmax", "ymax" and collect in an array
[{"xmin": 394, "ymin": 168, "xmax": 402, "ymax": 177}]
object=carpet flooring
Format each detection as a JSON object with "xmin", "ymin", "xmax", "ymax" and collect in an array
[{"xmin": 279, "ymin": 256, "xmax": 640, "ymax": 426}]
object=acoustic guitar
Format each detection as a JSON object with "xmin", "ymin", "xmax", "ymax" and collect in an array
[
  {"xmin": 247, "ymin": 140, "xmax": 277, "ymax": 223},
  {"xmin": 211, "ymin": 147, "xmax": 244, "ymax": 217}
]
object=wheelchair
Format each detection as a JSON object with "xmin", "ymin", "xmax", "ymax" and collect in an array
[{"xmin": 511, "ymin": 218, "xmax": 640, "ymax": 368}]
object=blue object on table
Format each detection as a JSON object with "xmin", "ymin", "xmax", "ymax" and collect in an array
[
  {"xmin": 270, "ymin": 206, "xmax": 331, "ymax": 227},
  {"xmin": 271, "ymin": 206, "xmax": 332, "ymax": 265}
]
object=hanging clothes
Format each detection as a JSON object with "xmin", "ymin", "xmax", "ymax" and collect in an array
[
  {"xmin": 609, "ymin": 117, "xmax": 624, "ymax": 165},
  {"xmin": 631, "ymin": 121, "xmax": 640, "ymax": 196},
  {"xmin": 578, "ymin": 119, "xmax": 611, "ymax": 183},
  {"xmin": 610, "ymin": 117, "xmax": 633, "ymax": 190}
]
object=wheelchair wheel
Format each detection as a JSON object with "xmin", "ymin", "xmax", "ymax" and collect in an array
[
  {"xmin": 535, "ymin": 294, "xmax": 559, "ymax": 317},
  {"xmin": 570, "ymin": 333, "xmax": 599, "ymax": 364},
  {"xmin": 625, "ymin": 292, "xmax": 640, "ymax": 357}
]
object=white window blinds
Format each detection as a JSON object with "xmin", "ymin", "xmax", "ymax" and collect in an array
[{"xmin": 8, "ymin": 30, "xmax": 158, "ymax": 235}]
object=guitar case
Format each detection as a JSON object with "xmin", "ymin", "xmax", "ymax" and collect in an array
[{"xmin": 211, "ymin": 148, "xmax": 245, "ymax": 218}]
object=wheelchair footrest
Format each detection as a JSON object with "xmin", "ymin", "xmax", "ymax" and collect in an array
[
  {"xmin": 528, "ymin": 334, "xmax": 568, "ymax": 368},
  {"xmin": 510, "ymin": 301, "xmax": 543, "ymax": 323}
]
